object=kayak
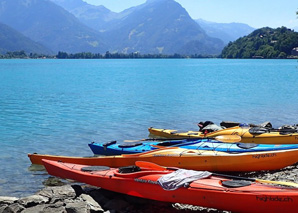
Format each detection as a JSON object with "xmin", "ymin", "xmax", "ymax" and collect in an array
[
  {"xmin": 42, "ymin": 159, "xmax": 298, "ymax": 213},
  {"xmin": 88, "ymin": 139, "xmax": 298, "ymax": 155},
  {"xmin": 148, "ymin": 126, "xmax": 298, "ymax": 144},
  {"xmin": 28, "ymin": 147, "xmax": 298, "ymax": 172}
]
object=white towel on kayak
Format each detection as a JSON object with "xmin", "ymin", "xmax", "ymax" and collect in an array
[{"xmin": 157, "ymin": 169, "xmax": 212, "ymax": 190}]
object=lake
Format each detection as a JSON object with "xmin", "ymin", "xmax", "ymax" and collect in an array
[{"xmin": 0, "ymin": 58, "xmax": 298, "ymax": 196}]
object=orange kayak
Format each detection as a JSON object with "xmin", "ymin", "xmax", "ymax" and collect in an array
[
  {"xmin": 42, "ymin": 159, "xmax": 298, "ymax": 213},
  {"xmin": 148, "ymin": 126, "xmax": 298, "ymax": 144},
  {"xmin": 28, "ymin": 147, "xmax": 298, "ymax": 172}
]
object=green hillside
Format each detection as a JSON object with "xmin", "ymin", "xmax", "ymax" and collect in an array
[
  {"xmin": 0, "ymin": 22, "xmax": 52, "ymax": 54},
  {"xmin": 221, "ymin": 27, "xmax": 298, "ymax": 59}
]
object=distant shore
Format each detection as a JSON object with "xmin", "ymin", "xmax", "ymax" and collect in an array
[{"xmin": 1, "ymin": 50, "xmax": 298, "ymax": 59}]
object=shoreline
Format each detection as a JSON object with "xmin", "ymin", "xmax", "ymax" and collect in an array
[{"xmin": 0, "ymin": 181, "xmax": 229, "ymax": 213}]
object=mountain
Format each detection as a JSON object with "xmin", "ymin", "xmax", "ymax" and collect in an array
[
  {"xmin": 51, "ymin": 0, "xmax": 225, "ymax": 55},
  {"xmin": 0, "ymin": 22, "xmax": 52, "ymax": 54},
  {"xmin": 101, "ymin": 0, "xmax": 225, "ymax": 55},
  {"xmin": 0, "ymin": 0, "xmax": 107, "ymax": 53},
  {"xmin": 50, "ymin": 0, "xmax": 117, "ymax": 31},
  {"xmin": 195, "ymin": 19, "xmax": 255, "ymax": 44},
  {"xmin": 221, "ymin": 27, "xmax": 298, "ymax": 58}
]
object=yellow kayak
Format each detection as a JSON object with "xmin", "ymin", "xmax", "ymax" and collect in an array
[{"xmin": 148, "ymin": 126, "xmax": 298, "ymax": 144}]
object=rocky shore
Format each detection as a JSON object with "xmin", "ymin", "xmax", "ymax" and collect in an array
[{"xmin": 1, "ymin": 163, "xmax": 298, "ymax": 213}]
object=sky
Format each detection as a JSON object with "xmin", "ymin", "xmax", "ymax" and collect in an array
[{"xmin": 84, "ymin": 0, "xmax": 298, "ymax": 30}]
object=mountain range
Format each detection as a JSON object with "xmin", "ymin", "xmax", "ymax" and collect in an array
[
  {"xmin": 0, "ymin": 0, "xmax": 256, "ymax": 55},
  {"xmin": 0, "ymin": 22, "xmax": 52, "ymax": 54}
]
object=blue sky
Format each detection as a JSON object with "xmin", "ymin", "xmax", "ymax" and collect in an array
[{"xmin": 84, "ymin": 0, "xmax": 298, "ymax": 29}]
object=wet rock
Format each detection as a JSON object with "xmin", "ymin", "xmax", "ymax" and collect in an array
[{"xmin": 43, "ymin": 176, "xmax": 67, "ymax": 186}]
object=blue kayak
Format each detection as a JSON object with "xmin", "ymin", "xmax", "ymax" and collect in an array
[{"xmin": 88, "ymin": 139, "xmax": 298, "ymax": 155}]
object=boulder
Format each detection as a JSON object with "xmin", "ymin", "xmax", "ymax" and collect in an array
[
  {"xmin": 2, "ymin": 202, "xmax": 25, "ymax": 213},
  {"xmin": 37, "ymin": 185, "xmax": 76, "ymax": 203},
  {"xmin": 18, "ymin": 195, "xmax": 49, "ymax": 207},
  {"xmin": 21, "ymin": 204, "xmax": 46, "ymax": 213},
  {"xmin": 0, "ymin": 196, "xmax": 18, "ymax": 205},
  {"xmin": 79, "ymin": 194, "xmax": 104, "ymax": 212},
  {"xmin": 65, "ymin": 200, "xmax": 89, "ymax": 213}
]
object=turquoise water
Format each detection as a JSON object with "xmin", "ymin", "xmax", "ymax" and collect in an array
[{"xmin": 1, "ymin": 59, "xmax": 298, "ymax": 196}]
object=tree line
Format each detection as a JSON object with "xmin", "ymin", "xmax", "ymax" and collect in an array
[
  {"xmin": 0, "ymin": 50, "xmax": 215, "ymax": 59},
  {"xmin": 0, "ymin": 50, "xmax": 53, "ymax": 59},
  {"xmin": 55, "ymin": 51, "xmax": 214, "ymax": 59}
]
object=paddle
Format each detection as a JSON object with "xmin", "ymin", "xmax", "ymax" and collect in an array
[
  {"xmin": 135, "ymin": 161, "xmax": 298, "ymax": 188},
  {"xmin": 124, "ymin": 135, "xmax": 241, "ymax": 143}
]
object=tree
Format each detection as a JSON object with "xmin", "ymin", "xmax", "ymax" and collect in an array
[{"xmin": 221, "ymin": 27, "xmax": 298, "ymax": 59}]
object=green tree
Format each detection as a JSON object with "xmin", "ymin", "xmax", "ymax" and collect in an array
[{"xmin": 221, "ymin": 27, "xmax": 298, "ymax": 59}]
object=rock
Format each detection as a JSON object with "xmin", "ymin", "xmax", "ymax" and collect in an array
[
  {"xmin": 79, "ymin": 194, "xmax": 104, "ymax": 212},
  {"xmin": 21, "ymin": 204, "xmax": 46, "ymax": 213},
  {"xmin": 37, "ymin": 185, "xmax": 76, "ymax": 203},
  {"xmin": 42, "ymin": 205, "xmax": 66, "ymax": 213},
  {"xmin": 83, "ymin": 188, "xmax": 110, "ymax": 205},
  {"xmin": 43, "ymin": 176, "xmax": 67, "ymax": 187},
  {"xmin": 0, "ymin": 196, "xmax": 18, "ymax": 205},
  {"xmin": 72, "ymin": 184, "xmax": 85, "ymax": 197},
  {"xmin": 65, "ymin": 200, "xmax": 89, "ymax": 213},
  {"xmin": 21, "ymin": 203, "xmax": 67, "ymax": 213},
  {"xmin": 18, "ymin": 194, "xmax": 49, "ymax": 207},
  {"xmin": 2, "ymin": 202, "xmax": 25, "ymax": 213},
  {"xmin": 0, "ymin": 205, "xmax": 9, "ymax": 213}
]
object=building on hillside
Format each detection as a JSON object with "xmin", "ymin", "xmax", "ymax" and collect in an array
[{"xmin": 291, "ymin": 47, "xmax": 298, "ymax": 56}]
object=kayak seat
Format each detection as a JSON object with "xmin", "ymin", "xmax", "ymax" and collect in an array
[
  {"xmin": 220, "ymin": 121, "xmax": 240, "ymax": 128},
  {"xmin": 81, "ymin": 166, "xmax": 110, "ymax": 172},
  {"xmin": 114, "ymin": 168, "xmax": 170, "ymax": 178},
  {"xmin": 221, "ymin": 180, "xmax": 251, "ymax": 188},
  {"xmin": 236, "ymin": 143, "xmax": 258, "ymax": 149},
  {"xmin": 118, "ymin": 165, "xmax": 141, "ymax": 174},
  {"xmin": 249, "ymin": 127, "xmax": 269, "ymax": 134},
  {"xmin": 157, "ymin": 141, "xmax": 185, "ymax": 146},
  {"xmin": 118, "ymin": 142, "xmax": 143, "ymax": 148},
  {"xmin": 279, "ymin": 129, "xmax": 297, "ymax": 135},
  {"xmin": 103, "ymin": 141, "xmax": 117, "ymax": 147}
]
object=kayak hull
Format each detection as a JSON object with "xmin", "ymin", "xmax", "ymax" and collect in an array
[
  {"xmin": 43, "ymin": 159, "xmax": 298, "ymax": 213},
  {"xmin": 148, "ymin": 127, "xmax": 298, "ymax": 144},
  {"xmin": 28, "ymin": 148, "xmax": 298, "ymax": 172}
]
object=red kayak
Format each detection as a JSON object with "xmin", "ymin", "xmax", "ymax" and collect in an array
[{"xmin": 42, "ymin": 159, "xmax": 298, "ymax": 213}]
